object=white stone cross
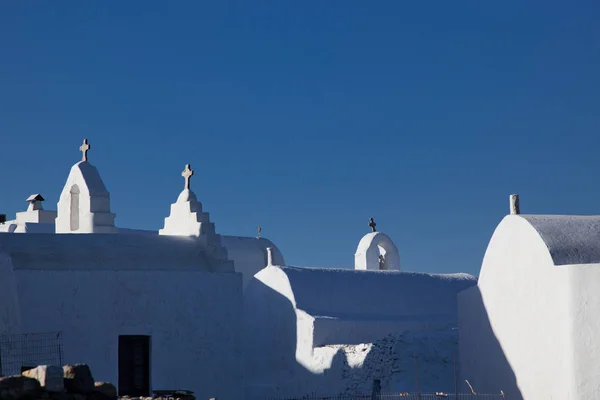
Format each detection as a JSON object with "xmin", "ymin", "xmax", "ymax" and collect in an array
[
  {"xmin": 79, "ymin": 139, "xmax": 91, "ymax": 162},
  {"xmin": 182, "ymin": 164, "xmax": 194, "ymax": 190}
]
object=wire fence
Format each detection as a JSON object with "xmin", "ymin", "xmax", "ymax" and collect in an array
[
  {"xmin": 0, "ymin": 331, "xmax": 64, "ymax": 376},
  {"xmin": 270, "ymin": 394, "xmax": 506, "ymax": 400}
]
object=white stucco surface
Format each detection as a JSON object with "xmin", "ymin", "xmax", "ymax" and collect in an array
[
  {"xmin": 15, "ymin": 268, "xmax": 243, "ymax": 400},
  {"xmin": 0, "ymin": 233, "xmax": 232, "ymax": 272},
  {"xmin": 520, "ymin": 215, "xmax": 600, "ymax": 265},
  {"xmin": 0, "ymin": 224, "xmax": 286, "ymax": 287},
  {"xmin": 247, "ymin": 329, "xmax": 460, "ymax": 399},
  {"xmin": 159, "ymin": 189, "xmax": 211, "ymax": 237},
  {"xmin": 0, "ymin": 222, "xmax": 17, "ymax": 233},
  {"xmin": 262, "ymin": 266, "xmax": 475, "ymax": 323},
  {"xmin": 458, "ymin": 214, "xmax": 600, "ymax": 399},
  {"xmin": 355, "ymin": 232, "xmax": 400, "ymax": 270},
  {"xmin": 220, "ymin": 236, "xmax": 285, "ymax": 289},
  {"xmin": 0, "ymin": 208, "xmax": 56, "ymax": 233},
  {"xmin": 55, "ymin": 161, "xmax": 117, "ymax": 234},
  {"xmin": 245, "ymin": 265, "xmax": 476, "ymax": 399},
  {"xmin": 0, "ymin": 253, "xmax": 22, "ymax": 335}
]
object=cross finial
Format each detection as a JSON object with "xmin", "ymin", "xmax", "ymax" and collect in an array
[
  {"xmin": 182, "ymin": 164, "xmax": 194, "ymax": 190},
  {"xmin": 79, "ymin": 139, "xmax": 91, "ymax": 162},
  {"xmin": 257, "ymin": 224, "xmax": 262, "ymax": 238},
  {"xmin": 369, "ymin": 217, "xmax": 377, "ymax": 232}
]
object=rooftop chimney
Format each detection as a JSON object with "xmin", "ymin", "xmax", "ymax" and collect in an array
[{"xmin": 509, "ymin": 194, "xmax": 520, "ymax": 215}]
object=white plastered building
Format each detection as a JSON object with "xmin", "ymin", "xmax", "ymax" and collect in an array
[
  {"xmin": 459, "ymin": 195, "xmax": 600, "ymax": 400},
  {"xmin": 0, "ymin": 139, "xmax": 286, "ymax": 400},
  {"xmin": 244, "ymin": 227, "xmax": 477, "ymax": 399}
]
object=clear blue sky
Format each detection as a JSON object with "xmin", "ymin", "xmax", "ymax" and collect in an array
[{"xmin": 1, "ymin": 1, "xmax": 599, "ymax": 276}]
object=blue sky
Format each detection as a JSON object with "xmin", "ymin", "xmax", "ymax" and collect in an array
[{"xmin": 1, "ymin": 1, "xmax": 599, "ymax": 276}]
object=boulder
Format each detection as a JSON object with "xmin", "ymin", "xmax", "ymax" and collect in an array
[
  {"xmin": 94, "ymin": 382, "xmax": 117, "ymax": 399},
  {"xmin": 62, "ymin": 364, "xmax": 94, "ymax": 394},
  {"xmin": 22, "ymin": 365, "xmax": 64, "ymax": 392},
  {"xmin": 0, "ymin": 375, "xmax": 41, "ymax": 400}
]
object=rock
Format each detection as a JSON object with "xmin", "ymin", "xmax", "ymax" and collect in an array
[
  {"xmin": 22, "ymin": 365, "xmax": 64, "ymax": 392},
  {"xmin": 0, "ymin": 375, "xmax": 41, "ymax": 400},
  {"xmin": 48, "ymin": 392, "xmax": 71, "ymax": 400},
  {"xmin": 62, "ymin": 364, "xmax": 94, "ymax": 394},
  {"xmin": 94, "ymin": 382, "xmax": 117, "ymax": 399},
  {"xmin": 37, "ymin": 392, "xmax": 50, "ymax": 400}
]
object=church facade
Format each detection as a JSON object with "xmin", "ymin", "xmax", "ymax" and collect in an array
[
  {"xmin": 5, "ymin": 140, "xmax": 599, "ymax": 399},
  {"xmin": 0, "ymin": 140, "xmax": 281, "ymax": 400}
]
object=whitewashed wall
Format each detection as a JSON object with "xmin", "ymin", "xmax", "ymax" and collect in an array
[
  {"xmin": 246, "ymin": 329, "xmax": 459, "ymax": 399},
  {"xmin": 221, "ymin": 236, "xmax": 285, "ymax": 289},
  {"xmin": 567, "ymin": 264, "xmax": 600, "ymax": 399},
  {"xmin": 15, "ymin": 269, "xmax": 243, "ymax": 400},
  {"xmin": 458, "ymin": 215, "xmax": 573, "ymax": 399},
  {"xmin": 0, "ymin": 253, "xmax": 22, "ymax": 335},
  {"xmin": 245, "ymin": 265, "xmax": 476, "ymax": 399}
]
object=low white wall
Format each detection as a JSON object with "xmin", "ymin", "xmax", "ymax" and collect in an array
[
  {"xmin": 244, "ymin": 268, "xmax": 299, "ymax": 385},
  {"xmin": 313, "ymin": 317, "xmax": 455, "ymax": 346},
  {"xmin": 0, "ymin": 233, "xmax": 235, "ymax": 273},
  {"xmin": 15, "ymin": 269, "xmax": 243, "ymax": 400},
  {"xmin": 245, "ymin": 265, "xmax": 475, "ymax": 400},
  {"xmin": 459, "ymin": 215, "xmax": 573, "ymax": 399},
  {"xmin": 246, "ymin": 330, "xmax": 459, "ymax": 399}
]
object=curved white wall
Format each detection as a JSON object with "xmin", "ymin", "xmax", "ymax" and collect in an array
[
  {"xmin": 459, "ymin": 215, "xmax": 573, "ymax": 399},
  {"xmin": 243, "ymin": 266, "xmax": 300, "ymax": 385},
  {"xmin": 221, "ymin": 236, "xmax": 285, "ymax": 289}
]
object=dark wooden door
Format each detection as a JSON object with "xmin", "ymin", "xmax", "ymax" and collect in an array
[{"xmin": 118, "ymin": 335, "xmax": 150, "ymax": 397}]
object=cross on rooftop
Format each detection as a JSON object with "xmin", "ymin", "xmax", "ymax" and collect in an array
[
  {"xmin": 182, "ymin": 164, "xmax": 194, "ymax": 190},
  {"xmin": 79, "ymin": 139, "xmax": 91, "ymax": 162},
  {"xmin": 257, "ymin": 224, "xmax": 262, "ymax": 238},
  {"xmin": 369, "ymin": 217, "xmax": 377, "ymax": 232}
]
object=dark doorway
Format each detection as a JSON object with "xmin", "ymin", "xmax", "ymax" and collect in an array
[{"xmin": 118, "ymin": 335, "xmax": 150, "ymax": 397}]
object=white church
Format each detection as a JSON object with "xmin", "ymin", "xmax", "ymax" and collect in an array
[{"xmin": 1, "ymin": 139, "xmax": 600, "ymax": 400}]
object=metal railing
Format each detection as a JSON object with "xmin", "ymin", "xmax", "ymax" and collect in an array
[
  {"xmin": 0, "ymin": 331, "xmax": 64, "ymax": 376},
  {"xmin": 270, "ymin": 394, "xmax": 506, "ymax": 400}
]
